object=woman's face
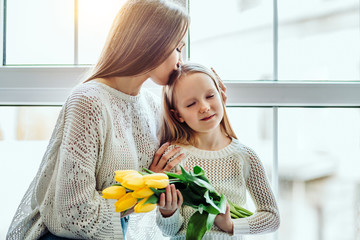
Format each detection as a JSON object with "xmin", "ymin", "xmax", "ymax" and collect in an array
[{"xmin": 149, "ymin": 41, "xmax": 185, "ymax": 86}]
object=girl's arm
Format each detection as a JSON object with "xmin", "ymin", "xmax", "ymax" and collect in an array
[
  {"xmin": 156, "ymin": 184, "xmax": 184, "ymax": 237},
  {"xmin": 232, "ymin": 146, "xmax": 280, "ymax": 235}
]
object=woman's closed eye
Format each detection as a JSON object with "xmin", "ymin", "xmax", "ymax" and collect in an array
[{"xmin": 176, "ymin": 43, "xmax": 185, "ymax": 53}]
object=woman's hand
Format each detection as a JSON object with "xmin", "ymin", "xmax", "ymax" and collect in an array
[
  {"xmin": 120, "ymin": 207, "xmax": 134, "ymax": 218},
  {"xmin": 214, "ymin": 203, "xmax": 234, "ymax": 235},
  {"xmin": 149, "ymin": 142, "xmax": 184, "ymax": 173},
  {"xmin": 211, "ymin": 67, "xmax": 227, "ymax": 103},
  {"xmin": 158, "ymin": 184, "xmax": 183, "ymax": 217}
]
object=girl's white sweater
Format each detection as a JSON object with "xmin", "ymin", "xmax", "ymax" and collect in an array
[
  {"xmin": 156, "ymin": 139, "xmax": 280, "ymax": 239},
  {"xmin": 7, "ymin": 81, "xmax": 163, "ymax": 240}
]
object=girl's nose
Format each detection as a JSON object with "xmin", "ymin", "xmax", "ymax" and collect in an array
[{"xmin": 199, "ymin": 103, "xmax": 210, "ymax": 113}]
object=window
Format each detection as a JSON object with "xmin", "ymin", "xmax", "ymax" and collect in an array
[{"xmin": 0, "ymin": 0, "xmax": 359, "ymax": 239}]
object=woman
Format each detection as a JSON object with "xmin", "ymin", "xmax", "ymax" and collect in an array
[{"xmin": 7, "ymin": 0, "xmax": 189, "ymax": 239}]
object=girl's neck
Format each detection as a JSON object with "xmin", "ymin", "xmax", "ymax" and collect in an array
[
  {"xmin": 194, "ymin": 130, "xmax": 232, "ymax": 151},
  {"xmin": 95, "ymin": 74, "xmax": 149, "ymax": 96}
]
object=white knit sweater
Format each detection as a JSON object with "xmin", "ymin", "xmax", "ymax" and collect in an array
[
  {"xmin": 7, "ymin": 81, "xmax": 164, "ymax": 240},
  {"xmin": 156, "ymin": 139, "xmax": 280, "ymax": 239}
]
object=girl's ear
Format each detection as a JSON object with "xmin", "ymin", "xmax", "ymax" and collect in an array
[{"xmin": 170, "ymin": 109, "xmax": 184, "ymax": 123}]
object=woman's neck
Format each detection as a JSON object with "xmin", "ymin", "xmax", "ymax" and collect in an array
[
  {"xmin": 95, "ymin": 74, "xmax": 149, "ymax": 96},
  {"xmin": 194, "ymin": 129, "xmax": 232, "ymax": 151}
]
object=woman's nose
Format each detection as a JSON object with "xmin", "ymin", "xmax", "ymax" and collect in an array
[{"xmin": 177, "ymin": 55, "xmax": 183, "ymax": 68}]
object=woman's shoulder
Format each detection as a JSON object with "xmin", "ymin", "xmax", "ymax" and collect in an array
[
  {"xmin": 63, "ymin": 81, "xmax": 110, "ymax": 113},
  {"xmin": 141, "ymin": 88, "xmax": 161, "ymax": 106},
  {"xmin": 68, "ymin": 81, "xmax": 106, "ymax": 100}
]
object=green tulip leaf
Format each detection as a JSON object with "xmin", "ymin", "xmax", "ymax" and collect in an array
[
  {"xmin": 206, "ymin": 213, "xmax": 217, "ymax": 230},
  {"xmin": 218, "ymin": 194, "xmax": 227, "ymax": 214},
  {"xmin": 144, "ymin": 194, "xmax": 159, "ymax": 204},
  {"xmin": 142, "ymin": 168, "xmax": 155, "ymax": 174},
  {"xmin": 149, "ymin": 187, "xmax": 165, "ymax": 198},
  {"xmin": 165, "ymin": 172, "xmax": 187, "ymax": 181},
  {"xmin": 192, "ymin": 166, "xmax": 210, "ymax": 183},
  {"xmin": 186, "ymin": 211, "xmax": 209, "ymax": 240},
  {"xmin": 204, "ymin": 190, "xmax": 223, "ymax": 214}
]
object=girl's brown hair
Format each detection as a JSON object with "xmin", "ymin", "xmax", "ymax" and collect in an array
[
  {"xmin": 160, "ymin": 63, "xmax": 237, "ymax": 146},
  {"xmin": 85, "ymin": 0, "xmax": 189, "ymax": 81}
]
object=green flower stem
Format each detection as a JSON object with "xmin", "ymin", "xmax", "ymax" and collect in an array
[{"xmin": 143, "ymin": 166, "xmax": 253, "ymax": 239}]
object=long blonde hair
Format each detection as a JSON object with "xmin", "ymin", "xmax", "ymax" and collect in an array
[
  {"xmin": 160, "ymin": 63, "xmax": 237, "ymax": 146},
  {"xmin": 85, "ymin": 0, "xmax": 189, "ymax": 81}
]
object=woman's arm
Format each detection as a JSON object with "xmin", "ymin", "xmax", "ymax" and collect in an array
[{"xmin": 39, "ymin": 94, "xmax": 122, "ymax": 239}]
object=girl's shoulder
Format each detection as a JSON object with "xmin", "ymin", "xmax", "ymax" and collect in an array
[{"xmin": 231, "ymin": 139, "xmax": 261, "ymax": 162}]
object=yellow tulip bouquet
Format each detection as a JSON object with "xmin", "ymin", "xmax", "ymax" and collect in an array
[{"xmin": 102, "ymin": 165, "xmax": 252, "ymax": 240}]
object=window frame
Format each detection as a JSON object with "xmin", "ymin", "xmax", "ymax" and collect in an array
[{"xmin": 1, "ymin": 66, "xmax": 360, "ymax": 106}]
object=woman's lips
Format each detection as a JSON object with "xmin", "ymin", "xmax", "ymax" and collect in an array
[{"xmin": 201, "ymin": 114, "xmax": 215, "ymax": 121}]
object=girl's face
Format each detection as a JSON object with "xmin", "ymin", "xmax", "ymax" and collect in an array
[
  {"xmin": 173, "ymin": 72, "xmax": 224, "ymax": 135},
  {"xmin": 149, "ymin": 41, "xmax": 185, "ymax": 86}
]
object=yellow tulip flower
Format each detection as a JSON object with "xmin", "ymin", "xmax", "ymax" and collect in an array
[
  {"xmin": 143, "ymin": 173, "xmax": 169, "ymax": 189},
  {"xmin": 121, "ymin": 172, "xmax": 146, "ymax": 190},
  {"xmin": 143, "ymin": 173, "xmax": 168, "ymax": 181},
  {"xmin": 132, "ymin": 187, "xmax": 154, "ymax": 198},
  {"xmin": 114, "ymin": 192, "xmax": 137, "ymax": 212},
  {"xmin": 114, "ymin": 170, "xmax": 139, "ymax": 183},
  {"xmin": 102, "ymin": 186, "xmax": 126, "ymax": 199},
  {"xmin": 134, "ymin": 197, "xmax": 157, "ymax": 213}
]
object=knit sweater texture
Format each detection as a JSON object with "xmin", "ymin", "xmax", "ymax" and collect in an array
[
  {"xmin": 156, "ymin": 139, "xmax": 280, "ymax": 239},
  {"xmin": 7, "ymin": 81, "xmax": 164, "ymax": 240}
]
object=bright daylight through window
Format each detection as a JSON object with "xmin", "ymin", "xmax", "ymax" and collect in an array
[{"xmin": 0, "ymin": 0, "xmax": 359, "ymax": 239}]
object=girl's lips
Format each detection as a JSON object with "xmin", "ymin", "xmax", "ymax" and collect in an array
[{"xmin": 201, "ymin": 114, "xmax": 215, "ymax": 121}]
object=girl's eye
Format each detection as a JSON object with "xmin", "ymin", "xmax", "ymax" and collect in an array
[
  {"xmin": 206, "ymin": 95, "xmax": 215, "ymax": 99},
  {"xmin": 186, "ymin": 102, "xmax": 195, "ymax": 108}
]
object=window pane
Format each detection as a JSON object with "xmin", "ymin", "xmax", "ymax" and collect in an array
[
  {"xmin": 0, "ymin": 106, "xmax": 61, "ymax": 239},
  {"xmin": 78, "ymin": 0, "xmax": 126, "ymax": 64},
  {"xmin": 5, "ymin": 0, "xmax": 74, "ymax": 65},
  {"xmin": 189, "ymin": 0, "xmax": 273, "ymax": 81},
  {"xmin": 278, "ymin": 108, "xmax": 360, "ymax": 240},
  {"xmin": 278, "ymin": 0, "xmax": 360, "ymax": 81}
]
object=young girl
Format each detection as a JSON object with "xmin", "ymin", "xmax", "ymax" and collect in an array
[
  {"xmin": 156, "ymin": 63, "xmax": 280, "ymax": 239},
  {"xmin": 7, "ymin": 1, "xmax": 189, "ymax": 239}
]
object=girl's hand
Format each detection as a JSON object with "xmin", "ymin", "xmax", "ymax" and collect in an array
[
  {"xmin": 211, "ymin": 67, "xmax": 227, "ymax": 103},
  {"xmin": 214, "ymin": 203, "xmax": 234, "ymax": 235},
  {"xmin": 158, "ymin": 184, "xmax": 183, "ymax": 217},
  {"xmin": 149, "ymin": 142, "xmax": 184, "ymax": 173}
]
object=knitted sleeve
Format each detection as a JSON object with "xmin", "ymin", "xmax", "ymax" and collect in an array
[
  {"xmin": 39, "ymin": 93, "xmax": 122, "ymax": 239},
  {"xmin": 156, "ymin": 207, "xmax": 184, "ymax": 237},
  {"xmin": 232, "ymin": 146, "xmax": 280, "ymax": 235},
  {"xmin": 154, "ymin": 144, "xmax": 185, "ymax": 236}
]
